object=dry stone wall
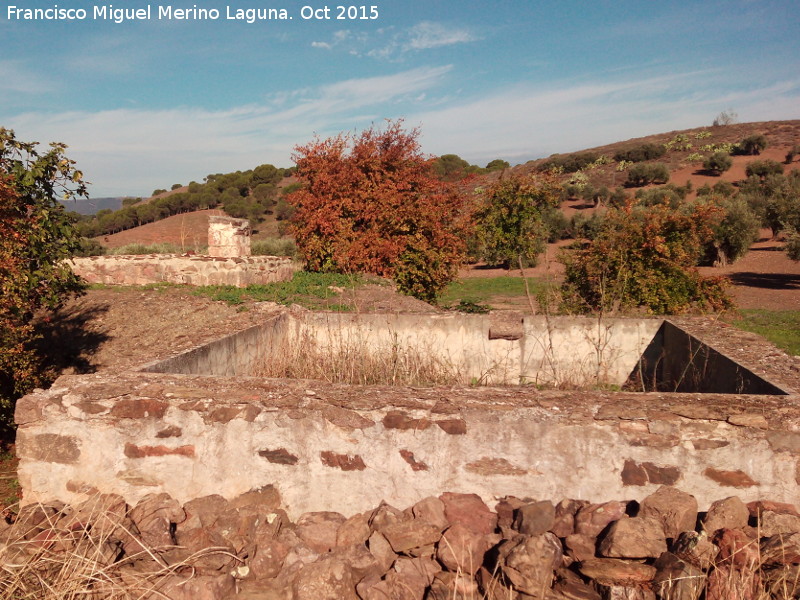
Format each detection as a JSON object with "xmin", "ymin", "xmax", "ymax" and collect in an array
[{"xmin": 2, "ymin": 486, "xmax": 799, "ymax": 600}]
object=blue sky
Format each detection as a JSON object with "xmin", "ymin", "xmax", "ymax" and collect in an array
[{"xmin": 2, "ymin": 0, "xmax": 799, "ymax": 197}]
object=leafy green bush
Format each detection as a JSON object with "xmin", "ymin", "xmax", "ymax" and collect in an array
[
  {"xmin": 736, "ymin": 134, "xmax": 768, "ymax": 156},
  {"xmin": 475, "ymin": 173, "xmax": 561, "ymax": 268},
  {"xmin": 785, "ymin": 144, "xmax": 800, "ymax": 164},
  {"xmin": 541, "ymin": 206, "xmax": 570, "ymax": 242},
  {"xmin": 110, "ymin": 242, "xmax": 185, "ymax": 255},
  {"xmin": 613, "ymin": 143, "xmax": 666, "ymax": 163},
  {"xmin": 703, "ymin": 151, "xmax": 733, "ymax": 175},
  {"xmin": 746, "ymin": 159, "xmax": 784, "ymax": 179},
  {"xmin": 626, "ymin": 163, "xmax": 670, "ymax": 187},
  {"xmin": 539, "ymin": 152, "xmax": 599, "ymax": 173},
  {"xmin": 560, "ymin": 202, "xmax": 732, "ymax": 314}
]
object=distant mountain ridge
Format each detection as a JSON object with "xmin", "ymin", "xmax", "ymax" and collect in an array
[{"xmin": 60, "ymin": 196, "xmax": 126, "ymax": 215}]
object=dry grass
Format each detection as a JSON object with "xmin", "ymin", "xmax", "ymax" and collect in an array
[
  {"xmin": 255, "ymin": 330, "xmax": 463, "ymax": 386},
  {"xmin": 0, "ymin": 502, "xmax": 236, "ymax": 600}
]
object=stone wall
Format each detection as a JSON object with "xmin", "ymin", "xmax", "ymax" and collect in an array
[{"xmin": 70, "ymin": 254, "xmax": 295, "ymax": 287}]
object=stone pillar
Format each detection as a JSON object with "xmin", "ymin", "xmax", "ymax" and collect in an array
[{"xmin": 208, "ymin": 216, "xmax": 251, "ymax": 258}]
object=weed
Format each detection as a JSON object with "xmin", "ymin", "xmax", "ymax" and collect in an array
[{"xmin": 727, "ymin": 310, "xmax": 800, "ymax": 356}]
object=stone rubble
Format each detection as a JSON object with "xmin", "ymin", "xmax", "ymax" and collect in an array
[{"xmin": 0, "ymin": 486, "xmax": 799, "ymax": 599}]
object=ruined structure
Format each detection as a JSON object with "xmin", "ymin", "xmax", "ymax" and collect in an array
[
  {"xmin": 70, "ymin": 216, "xmax": 296, "ymax": 287},
  {"xmin": 15, "ymin": 311, "xmax": 800, "ymax": 520}
]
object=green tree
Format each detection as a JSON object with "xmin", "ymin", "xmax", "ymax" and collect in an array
[
  {"xmin": 0, "ymin": 128, "xmax": 87, "ymax": 429},
  {"xmin": 737, "ymin": 134, "xmax": 768, "ymax": 156},
  {"xmin": 703, "ymin": 151, "xmax": 733, "ymax": 175},
  {"xmin": 626, "ymin": 163, "xmax": 670, "ymax": 187},
  {"xmin": 474, "ymin": 173, "xmax": 560, "ymax": 269},
  {"xmin": 485, "ymin": 159, "xmax": 510, "ymax": 172},
  {"xmin": 745, "ymin": 159, "xmax": 783, "ymax": 179}
]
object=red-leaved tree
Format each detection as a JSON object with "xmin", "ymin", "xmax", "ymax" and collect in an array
[{"xmin": 290, "ymin": 121, "xmax": 472, "ymax": 302}]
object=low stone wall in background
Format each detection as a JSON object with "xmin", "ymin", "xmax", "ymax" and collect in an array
[{"xmin": 70, "ymin": 254, "xmax": 296, "ymax": 287}]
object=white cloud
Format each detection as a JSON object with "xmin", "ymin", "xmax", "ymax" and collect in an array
[
  {"xmin": 0, "ymin": 60, "xmax": 53, "ymax": 96},
  {"xmin": 5, "ymin": 65, "xmax": 799, "ymax": 197},
  {"xmin": 405, "ymin": 21, "xmax": 478, "ymax": 50},
  {"xmin": 2, "ymin": 66, "xmax": 454, "ymax": 196},
  {"xmin": 311, "ymin": 41, "xmax": 332, "ymax": 49}
]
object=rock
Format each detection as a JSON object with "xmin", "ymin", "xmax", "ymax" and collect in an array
[
  {"xmin": 278, "ymin": 528, "xmax": 321, "ymax": 573},
  {"xmin": 440, "ymin": 492, "xmax": 498, "ymax": 535},
  {"xmin": 428, "ymin": 571, "xmax": 480, "ymax": 599},
  {"xmin": 292, "ymin": 556, "xmax": 358, "ymax": 600},
  {"xmin": 575, "ymin": 502, "xmax": 627, "ymax": 538},
  {"xmin": 128, "ymin": 493, "xmax": 184, "ymax": 551},
  {"xmin": 578, "ymin": 558, "xmax": 656, "ymax": 586},
  {"xmin": 64, "ymin": 494, "xmax": 129, "ymax": 539},
  {"xmin": 155, "ymin": 572, "xmax": 236, "ymax": 600},
  {"xmin": 760, "ymin": 532, "xmax": 800, "ymax": 566},
  {"xmin": 368, "ymin": 502, "xmax": 406, "ymax": 532},
  {"xmin": 598, "ymin": 517, "xmax": 667, "ymax": 559},
  {"xmin": 746, "ymin": 500, "xmax": 800, "ymax": 518},
  {"xmin": 294, "ymin": 511, "xmax": 346, "ymax": 554},
  {"xmin": 499, "ymin": 533, "xmax": 563, "ymax": 596},
  {"xmin": 179, "ymin": 494, "xmax": 229, "ymax": 531},
  {"xmin": 394, "ymin": 555, "xmax": 440, "ymax": 587},
  {"xmin": 496, "ymin": 496, "xmax": 527, "ymax": 530},
  {"xmin": 652, "ymin": 552, "xmax": 705, "ymax": 600},
  {"xmin": 336, "ymin": 511, "xmax": 371, "ymax": 547},
  {"xmin": 381, "ymin": 518, "xmax": 442, "ymax": 554},
  {"xmin": 367, "ymin": 530, "xmax": 396, "ymax": 572},
  {"xmin": 412, "ymin": 496, "xmax": 449, "ymax": 531},
  {"xmin": 551, "ymin": 578, "xmax": 602, "ymax": 599},
  {"xmin": 552, "ymin": 499, "xmax": 588, "ymax": 538},
  {"xmin": 436, "ymin": 523, "xmax": 488, "ymax": 575},
  {"xmin": 639, "ymin": 487, "xmax": 698, "ymax": 540},
  {"xmin": 247, "ymin": 537, "xmax": 289, "ymax": 580},
  {"xmin": 565, "ymin": 533, "xmax": 597, "ymax": 562},
  {"xmin": 172, "ymin": 525, "xmax": 237, "ymax": 572},
  {"xmin": 702, "ymin": 497, "xmax": 749, "ymax": 534},
  {"xmin": 599, "ymin": 586, "xmax": 656, "ymax": 600},
  {"xmin": 714, "ymin": 528, "xmax": 759, "ymax": 570},
  {"xmin": 759, "ymin": 511, "xmax": 800, "ymax": 537},
  {"xmin": 229, "ymin": 485, "xmax": 282, "ymax": 512},
  {"xmin": 514, "ymin": 501, "xmax": 556, "ymax": 536},
  {"xmin": 334, "ymin": 542, "xmax": 383, "ymax": 582},
  {"xmin": 670, "ymin": 531, "xmax": 718, "ymax": 570}
]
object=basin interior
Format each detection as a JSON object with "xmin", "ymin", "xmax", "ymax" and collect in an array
[{"xmin": 143, "ymin": 312, "xmax": 787, "ymax": 395}]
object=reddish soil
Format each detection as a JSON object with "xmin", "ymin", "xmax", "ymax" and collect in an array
[{"xmin": 99, "ymin": 209, "xmax": 225, "ymax": 250}]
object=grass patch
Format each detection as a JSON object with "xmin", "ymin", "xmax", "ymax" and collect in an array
[
  {"xmin": 251, "ymin": 237, "xmax": 297, "ymax": 258},
  {"xmin": 440, "ymin": 276, "xmax": 553, "ymax": 308},
  {"xmin": 728, "ymin": 310, "xmax": 800, "ymax": 356},
  {"xmin": 109, "ymin": 242, "xmax": 193, "ymax": 255},
  {"xmin": 193, "ymin": 271, "xmax": 365, "ymax": 310}
]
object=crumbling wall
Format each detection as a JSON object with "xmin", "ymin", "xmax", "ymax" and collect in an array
[
  {"xmin": 208, "ymin": 215, "xmax": 251, "ymax": 258},
  {"xmin": 70, "ymin": 254, "xmax": 295, "ymax": 287},
  {"xmin": 15, "ymin": 371, "xmax": 800, "ymax": 519}
]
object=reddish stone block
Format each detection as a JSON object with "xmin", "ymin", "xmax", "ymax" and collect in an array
[
  {"xmin": 110, "ymin": 398, "xmax": 168, "ymax": 419},
  {"xmin": 320, "ymin": 451, "xmax": 366, "ymax": 471},
  {"xmin": 124, "ymin": 443, "xmax": 195, "ymax": 458},
  {"xmin": 399, "ymin": 449, "xmax": 429, "ymax": 471}
]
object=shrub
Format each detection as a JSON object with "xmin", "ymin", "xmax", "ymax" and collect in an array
[
  {"xmin": 736, "ymin": 134, "xmax": 768, "ymax": 156},
  {"xmin": 613, "ymin": 143, "xmax": 666, "ymax": 163},
  {"xmin": 745, "ymin": 159, "xmax": 784, "ymax": 179},
  {"xmin": 0, "ymin": 129, "xmax": 86, "ymax": 432},
  {"xmin": 73, "ymin": 237, "xmax": 107, "ymax": 257},
  {"xmin": 539, "ymin": 152, "xmax": 599, "ymax": 173},
  {"xmin": 700, "ymin": 196, "xmax": 760, "ymax": 266},
  {"xmin": 475, "ymin": 173, "xmax": 561, "ymax": 268},
  {"xmin": 626, "ymin": 163, "xmax": 670, "ymax": 187},
  {"xmin": 785, "ymin": 144, "xmax": 800, "ymax": 164},
  {"xmin": 560, "ymin": 202, "xmax": 732, "ymax": 314},
  {"xmin": 541, "ymin": 205, "xmax": 570, "ymax": 242},
  {"xmin": 290, "ymin": 121, "xmax": 471, "ymax": 303},
  {"xmin": 703, "ymin": 151, "xmax": 733, "ymax": 175}
]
